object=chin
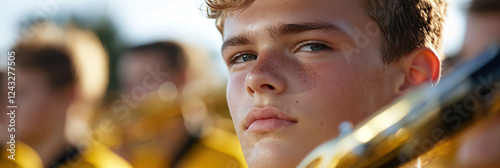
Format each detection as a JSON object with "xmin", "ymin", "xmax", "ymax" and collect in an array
[
  {"xmin": 244, "ymin": 138, "xmax": 313, "ymax": 168},
  {"xmin": 246, "ymin": 151, "xmax": 300, "ymax": 168}
]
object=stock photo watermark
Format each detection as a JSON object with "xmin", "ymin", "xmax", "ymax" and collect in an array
[
  {"xmin": 2, "ymin": 0, "xmax": 69, "ymax": 162},
  {"xmin": 3, "ymin": 0, "xmax": 70, "ymax": 48},
  {"xmin": 111, "ymin": 64, "xmax": 171, "ymax": 120},
  {"xmin": 398, "ymin": 73, "xmax": 500, "ymax": 163},
  {"xmin": 339, "ymin": 20, "xmax": 381, "ymax": 63},
  {"xmin": 6, "ymin": 51, "xmax": 17, "ymax": 161}
]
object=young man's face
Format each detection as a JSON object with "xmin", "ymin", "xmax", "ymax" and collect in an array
[
  {"xmin": 222, "ymin": 0, "xmax": 401, "ymax": 167},
  {"xmin": 15, "ymin": 70, "xmax": 62, "ymax": 142}
]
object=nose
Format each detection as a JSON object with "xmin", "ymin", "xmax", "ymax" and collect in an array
[{"xmin": 245, "ymin": 51, "xmax": 287, "ymax": 97}]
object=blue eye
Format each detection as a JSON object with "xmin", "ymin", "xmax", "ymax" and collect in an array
[
  {"xmin": 299, "ymin": 44, "xmax": 327, "ymax": 52},
  {"xmin": 232, "ymin": 53, "xmax": 258, "ymax": 64}
]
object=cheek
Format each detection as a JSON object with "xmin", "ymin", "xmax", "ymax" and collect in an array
[
  {"xmin": 20, "ymin": 86, "xmax": 55, "ymax": 113},
  {"xmin": 304, "ymin": 60, "xmax": 360, "ymax": 97},
  {"xmin": 227, "ymin": 73, "xmax": 249, "ymax": 121},
  {"xmin": 301, "ymin": 58, "xmax": 390, "ymax": 126},
  {"xmin": 309, "ymin": 64, "xmax": 361, "ymax": 117},
  {"xmin": 17, "ymin": 91, "xmax": 53, "ymax": 137}
]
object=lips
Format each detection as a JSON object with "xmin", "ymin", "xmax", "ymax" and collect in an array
[{"xmin": 245, "ymin": 107, "xmax": 297, "ymax": 133}]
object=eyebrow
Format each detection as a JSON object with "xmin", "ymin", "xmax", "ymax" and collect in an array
[
  {"xmin": 269, "ymin": 22, "xmax": 346, "ymax": 38},
  {"xmin": 221, "ymin": 32, "xmax": 256, "ymax": 52},
  {"xmin": 221, "ymin": 22, "xmax": 346, "ymax": 52}
]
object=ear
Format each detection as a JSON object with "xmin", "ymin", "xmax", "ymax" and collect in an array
[{"xmin": 396, "ymin": 47, "xmax": 441, "ymax": 92}]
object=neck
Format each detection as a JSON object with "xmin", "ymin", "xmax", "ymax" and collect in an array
[
  {"xmin": 162, "ymin": 116, "xmax": 192, "ymax": 165},
  {"xmin": 27, "ymin": 122, "xmax": 69, "ymax": 167}
]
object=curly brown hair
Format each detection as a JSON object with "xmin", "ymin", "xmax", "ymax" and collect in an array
[{"xmin": 205, "ymin": 0, "xmax": 447, "ymax": 63}]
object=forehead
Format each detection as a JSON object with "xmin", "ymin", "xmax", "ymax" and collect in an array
[
  {"xmin": 121, "ymin": 51, "xmax": 168, "ymax": 69},
  {"xmin": 223, "ymin": 0, "xmax": 369, "ymax": 40},
  {"xmin": 17, "ymin": 69, "xmax": 49, "ymax": 89}
]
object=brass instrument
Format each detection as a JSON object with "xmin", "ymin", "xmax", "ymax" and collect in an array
[
  {"xmin": 299, "ymin": 46, "xmax": 500, "ymax": 168},
  {"xmin": 94, "ymin": 87, "xmax": 247, "ymax": 168}
]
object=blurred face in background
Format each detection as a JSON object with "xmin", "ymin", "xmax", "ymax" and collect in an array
[
  {"xmin": 119, "ymin": 50, "xmax": 186, "ymax": 94},
  {"xmin": 221, "ymin": 0, "xmax": 401, "ymax": 167},
  {"xmin": 16, "ymin": 69, "xmax": 73, "ymax": 144},
  {"xmin": 461, "ymin": 12, "xmax": 500, "ymax": 60}
]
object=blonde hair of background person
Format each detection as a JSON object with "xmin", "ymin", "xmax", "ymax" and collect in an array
[{"xmin": 0, "ymin": 21, "xmax": 131, "ymax": 168}]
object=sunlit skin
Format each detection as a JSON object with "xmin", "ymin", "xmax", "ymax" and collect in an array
[{"xmin": 221, "ymin": 0, "xmax": 440, "ymax": 167}]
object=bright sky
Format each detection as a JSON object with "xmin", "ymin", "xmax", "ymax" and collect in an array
[{"xmin": 0, "ymin": 0, "xmax": 472, "ymax": 73}]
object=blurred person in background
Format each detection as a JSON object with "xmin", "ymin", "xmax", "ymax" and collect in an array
[
  {"xmin": 460, "ymin": 0, "xmax": 500, "ymax": 61},
  {"xmin": 402, "ymin": 0, "xmax": 500, "ymax": 167},
  {"xmin": 118, "ymin": 42, "xmax": 186, "ymax": 96},
  {"xmin": 446, "ymin": 0, "xmax": 500, "ymax": 167},
  {"xmin": 96, "ymin": 41, "xmax": 247, "ymax": 168},
  {"xmin": 0, "ymin": 21, "xmax": 131, "ymax": 168},
  {"xmin": 443, "ymin": 0, "xmax": 500, "ymax": 73}
]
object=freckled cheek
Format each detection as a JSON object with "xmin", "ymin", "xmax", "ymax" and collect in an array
[
  {"xmin": 307, "ymin": 63, "xmax": 358, "ymax": 93},
  {"xmin": 301, "ymin": 64, "xmax": 362, "ymax": 119}
]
